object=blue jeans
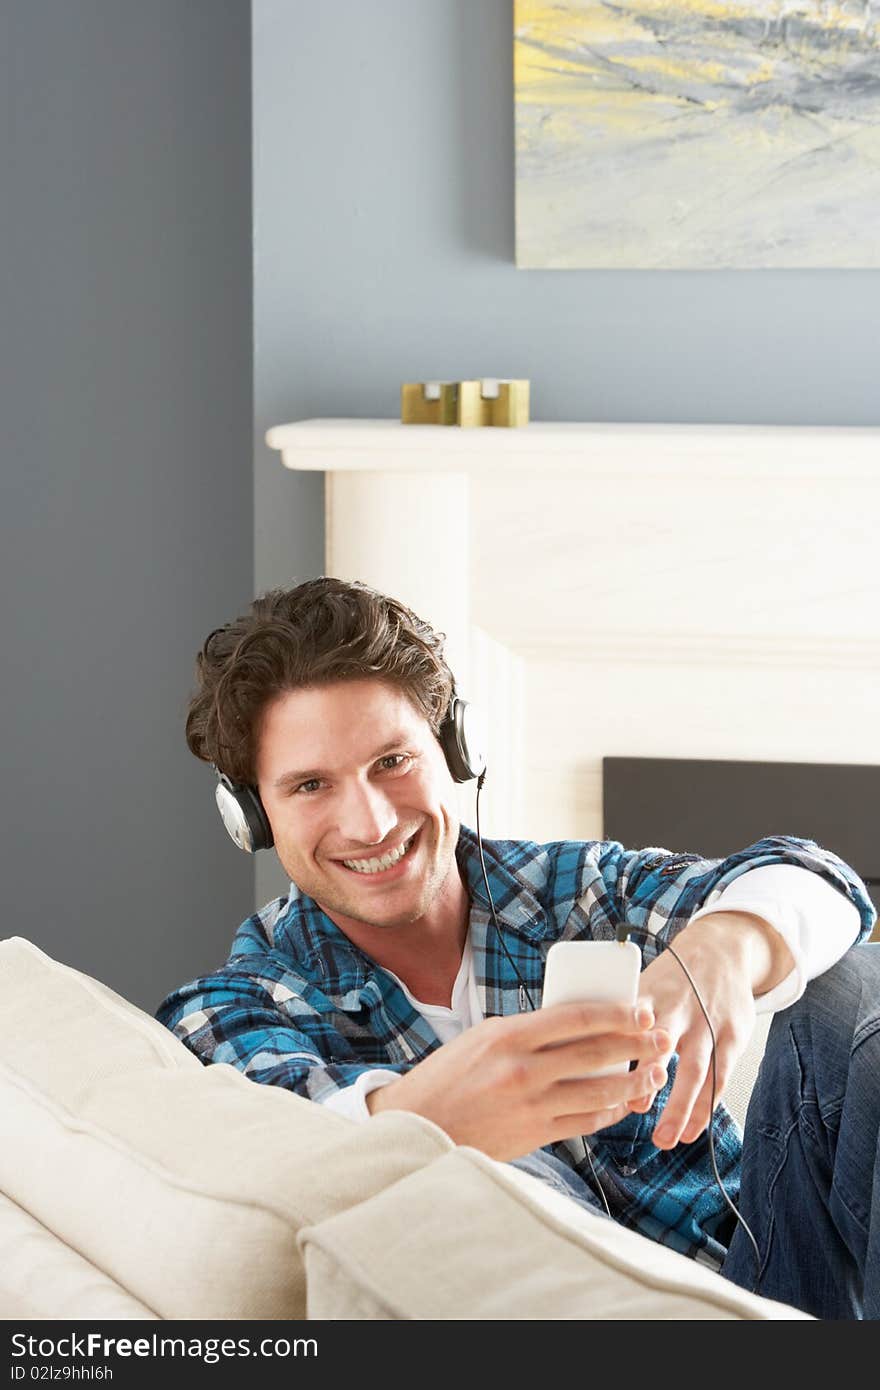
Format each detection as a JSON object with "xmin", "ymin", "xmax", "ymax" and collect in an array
[
  {"xmin": 509, "ymin": 1145, "xmax": 612, "ymax": 1219},
  {"xmin": 510, "ymin": 943, "xmax": 880, "ymax": 1319},
  {"xmin": 722, "ymin": 942, "xmax": 880, "ymax": 1318}
]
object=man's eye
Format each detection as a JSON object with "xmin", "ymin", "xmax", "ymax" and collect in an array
[
  {"xmin": 295, "ymin": 779, "xmax": 323, "ymax": 795},
  {"xmin": 378, "ymin": 754, "xmax": 410, "ymax": 772}
]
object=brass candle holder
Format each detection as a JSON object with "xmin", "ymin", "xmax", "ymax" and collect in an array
[{"xmin": 401, "ymin": 379, "xmax": 529, "ymax": 427}]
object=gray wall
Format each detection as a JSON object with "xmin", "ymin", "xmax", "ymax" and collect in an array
[
  {"xmin": 252, "ymin": 0, "xmax": 880, "ymax": 904},
  {"xmin": 1, "ymin": 1, "xmax": 255, "ymax": 1009}
]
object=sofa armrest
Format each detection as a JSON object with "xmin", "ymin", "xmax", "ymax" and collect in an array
[
  {"xmin": 0, "ymin": 1192, "xmax": 159, "ymax": 1321},
  {"xmin": 0, "ymin": 936, "xmax": 452, "ymax": 1321},
  {"xmin": 298, "ymin": 1145, "xmax": 810, "ymax": 1320}
]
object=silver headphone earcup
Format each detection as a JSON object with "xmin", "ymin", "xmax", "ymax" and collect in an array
[
  {"xmin": 214, "ymin": 774, "xmax": 274, "ymax": 853},
  {"xmin": 456, "ymin": 701, "xmax": 487, "ymax": 780},
  {"xmin": 441, "ymin": 698, "xmax": 487, "ymax": 782},
  {"xmin": 215, "ymin": 781, "xmax": 256, "ymax": 852}
]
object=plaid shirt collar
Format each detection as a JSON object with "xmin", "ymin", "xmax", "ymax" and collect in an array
[{"xmin": 266, "ymin": 824, "xmax": 551, "ymax": 1009}]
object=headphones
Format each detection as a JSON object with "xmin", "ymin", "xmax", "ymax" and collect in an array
[{"xmin": 213, "ymin": 693, "xmax": 487, "ymax": 854}]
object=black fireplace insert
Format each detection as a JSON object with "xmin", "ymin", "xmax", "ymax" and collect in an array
[{"xmin": 602, "ymin": 758, "xmax": 880, "ymax": 918}]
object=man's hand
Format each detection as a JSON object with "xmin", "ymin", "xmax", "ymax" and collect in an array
[
  {"xmin": 367, "ymin": 1001, "xmax": 671, "ymax": 1161},
  {"xmin": 638, "ymin": 911, "xmax": 795, "ymax": 1150}
]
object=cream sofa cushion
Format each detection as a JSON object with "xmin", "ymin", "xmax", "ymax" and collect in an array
[
  {"xmin": 299, "ymin": 1146, "xmax": 810, "ymax": 1320},
  {"xmin": 724, "ymin": 1011, "xmax": 772, "ymax": 1131},
  {"xmin": 0, "ymin": 937, "xmax": 452, "ymax": 1321},
  {"xmin": 0, "ymin": 1193, "xmax": 158, "ymax": 1321}
]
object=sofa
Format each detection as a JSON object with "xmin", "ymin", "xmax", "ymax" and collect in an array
[{"xmin": 0, "ymin": 935, "xmax": 806, "ymax": 1321}]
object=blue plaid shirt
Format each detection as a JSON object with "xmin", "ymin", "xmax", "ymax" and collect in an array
[{"xmin": 156, "ymin": 829, "xmax": 875, "ymax": 1265}]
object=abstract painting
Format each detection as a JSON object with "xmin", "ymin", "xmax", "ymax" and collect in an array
[{"xmin": 514, "ymin": 0, "xmax": 880, "ymax": 267}]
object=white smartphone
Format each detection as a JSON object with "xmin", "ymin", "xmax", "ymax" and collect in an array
[{"xmin": 541, "ymin": 940, "xmax": 642, "ymax": 1078}]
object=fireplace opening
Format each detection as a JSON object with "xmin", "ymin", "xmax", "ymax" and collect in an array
[{"xmin": 603, "ymin": 758, "xmax": 880, "ymax": 930}]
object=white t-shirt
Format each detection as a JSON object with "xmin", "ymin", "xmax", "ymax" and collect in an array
[{"xmin": 321, "ymin": 864, "xmax": 861, "ymax": 1123}]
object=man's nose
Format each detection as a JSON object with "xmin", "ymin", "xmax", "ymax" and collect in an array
[{"xmin": 337, "ymin": 778, "xmax": 397, "ymax": 847}]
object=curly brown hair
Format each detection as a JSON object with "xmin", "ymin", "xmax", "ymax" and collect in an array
[{"xmin": 185, "ymin": 577, "xmax": 455, "ymax": 786}]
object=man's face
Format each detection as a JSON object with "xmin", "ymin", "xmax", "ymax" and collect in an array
[{"xmin": 254, "ymin": 679, "xmax": 462, "ymax": 932}]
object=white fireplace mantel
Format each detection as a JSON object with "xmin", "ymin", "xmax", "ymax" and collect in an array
[
  {"xmin": 266, "ymin": 419, "xmax": 880, "ymax": 842},
  {"xmin": 267, "ymin": 418, "xmax": 880, "ymax": 476}
]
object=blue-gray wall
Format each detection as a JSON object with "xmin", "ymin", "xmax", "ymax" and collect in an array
[
  {"xmin": 1, "ymin": 1, "xmax": 255, "ymax": 1009},
  {"xmin": 252, "ymin": 0, "xmax": 880, "ymax": 904}
]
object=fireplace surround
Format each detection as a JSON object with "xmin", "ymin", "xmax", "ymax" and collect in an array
[{"xmin": 266, "ymin": 419, "xmax": 880, "ymax": 878}]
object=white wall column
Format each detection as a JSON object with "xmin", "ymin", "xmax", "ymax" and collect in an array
[{"xmin": 325, "ymin": 469, "xmax": 471, "ymax": 690}]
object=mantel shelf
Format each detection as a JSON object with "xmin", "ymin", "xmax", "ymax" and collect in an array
[{"xmin": 265, "ymin": 418, "xmax": 880, "ymax": 478}]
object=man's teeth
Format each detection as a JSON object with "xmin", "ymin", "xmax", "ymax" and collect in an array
[{"xmin": 343, "ymin": 836, "xmax": 414, "ymax": 875}]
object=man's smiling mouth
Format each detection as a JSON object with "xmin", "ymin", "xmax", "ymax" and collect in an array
[{"xmin": 339, "ymin": 832, "xmax": 418, "ymax": 875}]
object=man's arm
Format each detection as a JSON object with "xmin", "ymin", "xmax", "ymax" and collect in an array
[
  {"xmin": 156, "ymin": 965, "xmax": 408, "ymax": 1104},
  {"xmin": 156, "ymin": 962, "xmax": 673, "ymax": 1157},
  {"xmin": 603, "ymin": 840, "xmax": 873, "ymax": 1149},
  {"xmin": 578, "ymin": 832, "xmax": 876, "ymax": 952},
  {"xmin": 371, "ymin": 835, "xmax": 875, "ymax": 1158},
  {"xmin": 686, "ymin": 862, "xmax": 863, "ymax": 1012}
]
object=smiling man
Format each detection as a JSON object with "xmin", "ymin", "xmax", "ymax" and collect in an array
[
  {"xmin": 255, "ymin": 680, "xmax": 469, "ymax": 1005},
  {"xmin": 157, "ymin": 577, "xmax": 880, "ymax": 1319}
]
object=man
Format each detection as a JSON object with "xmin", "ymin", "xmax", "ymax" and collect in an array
[{"xmin": 157, "ymin": 577, "xmax": 880, "ymax": 1318}]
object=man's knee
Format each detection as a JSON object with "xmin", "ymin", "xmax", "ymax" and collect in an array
[
  {"xmin": 767, "ymin": 941, "xmax": 880, "ymax": 1074},
  {"xmin": 793, "ymin": 941, "xmax": 880, "ymax": 1018}
]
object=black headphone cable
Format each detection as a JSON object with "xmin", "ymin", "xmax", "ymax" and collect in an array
[{"xmin": 473, "ymin": 771, "xmax": 762, "ymax": 1292}]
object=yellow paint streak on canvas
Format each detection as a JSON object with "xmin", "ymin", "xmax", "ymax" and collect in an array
[
  {"xmin": 623, "ymin": 49, "xmax": 777, "ymax": 85},
  {"xmin": 515, "ymin": 0, "xmax": 647, "ymax": 87},
  {"xmin": 515, "ymin": 0, "xmax": 639, "ymax": 42},
  {"xmin": 514, "ymin": 46, "xmax": 603, "ymax": 92},
  {"xmin": 623, "ymin": 52, "xmax": 728, "ymax": 83},
  {"xmin": 516, "ymin": 0, "xmax": 753, "ymax": 42},
  {"xmin": 515, "ymin": 1, "xmax": 865, "ymax": 116},
  {"xmin": 515, "ymin": 0, "xmax": 873, "ymax": 46},
  {"xmin": 515, "ymin": 0, "xmax": 753, "ymax": 104}
]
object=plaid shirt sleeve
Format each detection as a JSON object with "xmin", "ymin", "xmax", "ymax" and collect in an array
[
  {"xmin": 567, "ymin": 833, "xmax": 877, "ymax": 955},
  {"xmin": 155, "ymin": 899, "xmax": 409, "ymax": 1104},
  {"xmin": 156, "ymin": 967, "xmax": 406, "ymax": 1104}
]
